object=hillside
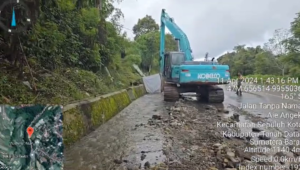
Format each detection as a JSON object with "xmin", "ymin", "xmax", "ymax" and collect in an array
[
  {"xmin": 0, "ymin": 0, "xmax": 177, "ymax": 105},
  {"xmin": 3, "ymin": 0, "xmax": 299, "ymax": 106}
]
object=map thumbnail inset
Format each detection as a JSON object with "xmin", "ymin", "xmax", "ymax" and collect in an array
[{"xmin": 0, "ymin": 105, "xmax": 63, "ymax": 170}]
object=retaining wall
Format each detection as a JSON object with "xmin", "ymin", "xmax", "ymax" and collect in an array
[{"xmin": 63, "ymin": 84, "xmax": 146, "ymax": 147}]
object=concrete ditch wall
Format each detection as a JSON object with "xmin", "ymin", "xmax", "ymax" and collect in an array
[{"xmin": 63, "ymin": 84, "xmax": 146, "ymax": 147}]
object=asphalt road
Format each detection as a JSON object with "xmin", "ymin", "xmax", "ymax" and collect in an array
[
  {"xmin": 223, "ymin": 84, "xmax": 300, "ymax": 159},
  {"xmin": 64, "ymin": 94, "xmax": 167, "ymax": 170},
  {"xmin": 224, "ymin": 84, "xmax": 299, "ymax": 133},
  {"xmin": 64, "ymin": 85, "xmax": 300, "ymax": 170}
]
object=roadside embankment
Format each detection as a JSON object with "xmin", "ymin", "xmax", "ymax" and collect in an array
[{"xmin": 62, "ymin": 84, "xmax": 146, "ymax": 147}]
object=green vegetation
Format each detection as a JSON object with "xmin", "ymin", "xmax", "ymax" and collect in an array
[
  {"xmin": 3, "ymin": 0, "xmax": 298, "ymax": 105},
  {"xmin": 0, "ymin": 0, "xmax": 177, "ymax": 105},
  {"xmin": 63, "ymin": 85, "xmax": 145, "ymax": 147},
  {"xmin": 218, "ymin": 13, "xmax": 300, "ymax": 82}
]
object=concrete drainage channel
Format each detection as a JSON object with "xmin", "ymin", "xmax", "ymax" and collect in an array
[
  {"xmin": 62, "ymin": 84, "xmax": 146, "ymax": 147},
  {"xmin": 63, "ymin": 86, "xmax": 168, "ymax": 170}
]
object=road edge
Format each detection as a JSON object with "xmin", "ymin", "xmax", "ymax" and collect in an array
[{"xmin": 62, "ymin": 84, "xmax": 147, "ymax": 147}]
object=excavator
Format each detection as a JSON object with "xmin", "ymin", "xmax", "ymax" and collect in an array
[{"xmin": 160, "ymin": 9, "xmax": 230, "ymax": 103}]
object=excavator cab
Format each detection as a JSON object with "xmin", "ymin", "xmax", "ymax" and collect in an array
[{"xmin": 163, "ymin": 52, "xmax": 185, "ymax": 81}]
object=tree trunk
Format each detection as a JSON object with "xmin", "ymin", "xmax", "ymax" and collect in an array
[
  {"xmin": 96, "ymin": 0, "xmax": 101, "ymax": 9},
  {"xmin": 282, "ymin": 69, "xmax": 285, "ymax": 76},
  {"xmin": 148, "ymin": 64, "xmax": 152, "ymax": 74}
]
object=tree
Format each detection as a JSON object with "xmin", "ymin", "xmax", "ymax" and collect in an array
[
  {"xmin": 132, "ymin": 15, "xmax": 159, "ymax": 40},
  {"xmin": 218, "ymin": 45, "xmax": 281, "ymax": 76},
  {"xmin": 282, "ymin": 13, "xmax": 300, "ymax": 77},
  {"xmin": 136, "ymin": 32, "xmax": 157, "ymax": 73},
  {"xmin": 264, "ymin": 29, "xmax": 291, "ymax": 76},
  {"xmin": 0, "ymin": 0, "xmax": 152, "ymax": 105},
  {"xmin": 217, "ymin": 13, "xmax": 300, "ymax": 78},
  {"xmin": 135, "ymin": 31, "xmax": 177, "ymax": 73},
  {"xmin": 254, "ymin": 51, "xmax": 273, "ymax": 74},
  {"xmin": 131, "ymin": 15, "xmax": 177, "ymax": 73}
]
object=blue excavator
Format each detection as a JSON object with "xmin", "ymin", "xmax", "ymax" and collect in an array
[{"xmin": 160, "ymin": 9, "xmax": 230, "ymax": 103}]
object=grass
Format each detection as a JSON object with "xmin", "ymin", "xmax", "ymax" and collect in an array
[{"xmin": 0, "ymin": 61, "xmax": 142, "ymax": 105}]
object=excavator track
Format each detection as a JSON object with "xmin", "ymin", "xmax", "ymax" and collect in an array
[
  {"xmin": 207, "ymin": 87, "xmax": 224, "ymax": 103},
  {"xmin": 163, "ymin": 83, "xmax": 180, "ymax": 101},
  {"xmin": 197, "ymin": 85, "xmax": 224, "ymax": 103}
]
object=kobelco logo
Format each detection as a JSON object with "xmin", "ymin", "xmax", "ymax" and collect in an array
[{"xmin": 198, "ymin": 73, "xmax": 220, "ymax": 79}]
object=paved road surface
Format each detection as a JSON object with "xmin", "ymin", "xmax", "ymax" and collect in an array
[
  {"xmin": 64, "ymin": 94, "xmax": 167, "ymax": 170},
  {"xmin": 223, "ymin": 85, "xmax": 300, "ymax": 158},
  {"xmin": 64, "ymin": 85, "xmax": 299, "ymax": 169},
  {"xmin": 224, "ymin": 85, "xmax": 299, "ymax": 132}
]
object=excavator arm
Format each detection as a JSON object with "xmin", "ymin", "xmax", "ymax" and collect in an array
[
  {"xmin": 160, "ymin": 9, "xmax": 193, "ymax": 73},
  {"xmin": 160, "ymin": 9, "xmax": 230, "ymax": 103}
]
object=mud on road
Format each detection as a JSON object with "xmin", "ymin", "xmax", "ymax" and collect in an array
[
  {"xmin": 64, "ymin": 91, "xmax": 300, "ymax": 170},
  {"xmin": 149, "ymin": 98, "xmax": 256, "ymax": 170}
]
